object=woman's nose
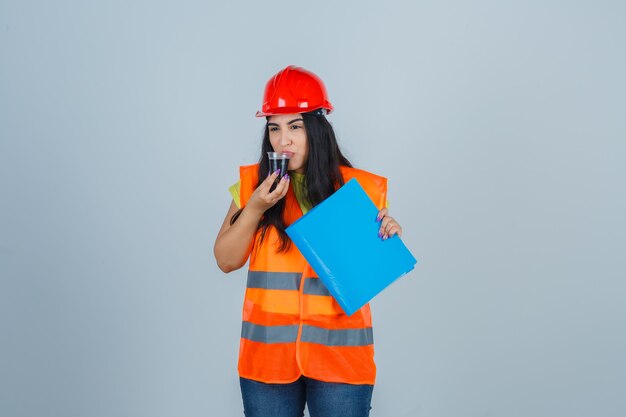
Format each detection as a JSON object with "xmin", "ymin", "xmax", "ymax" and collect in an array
[{"xmin": 280, "ymin": 131, "xmax": 292, "ymax": 146}]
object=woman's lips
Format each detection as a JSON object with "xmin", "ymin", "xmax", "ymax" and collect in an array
[{"xmin": 281, "ymin": 151, "xmax": 295, "ymax": 157}]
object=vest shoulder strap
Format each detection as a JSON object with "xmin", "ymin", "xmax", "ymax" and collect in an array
[
  {"xmin": 239, "ymin": 164, "xmax": 259, "ymax": 207},
  {"xmin": 339, "ymin": 166, "xmax": 388, "ymax": 209}
]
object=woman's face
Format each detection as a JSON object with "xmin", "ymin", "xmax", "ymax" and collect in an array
[{"xmin": 267, "ymin": 114, "xmax": 309, "ymax": 174}]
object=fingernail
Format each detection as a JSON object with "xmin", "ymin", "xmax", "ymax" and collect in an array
[
  {"xmin": 273, "ymin": 169, "xmax": 281, "ymax": 175},
  {"xmin": 376, "ymin": 215, "xmax": 381, "ymax": 222},
  {"xmin": 282, "ymin": 174, "xmax": 289, "ymax": 181},
  {"xmin": 378, "ymin": 231, "xmax": 382, "ymax": 238}
]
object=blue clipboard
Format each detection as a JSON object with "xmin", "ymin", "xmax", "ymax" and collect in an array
[{"xmin": 286, "ymin": 178, "xmax": 417, "ymax": 316}]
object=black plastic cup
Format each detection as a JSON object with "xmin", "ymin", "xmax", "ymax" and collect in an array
[{"xmin": 268, "ymin": 152, "xmax": 291, "ymax": 192}]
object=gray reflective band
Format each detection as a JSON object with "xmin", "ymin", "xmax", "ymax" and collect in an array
[
  {"xmin": 303, "ymin": 278, "xmax": 331, "ymax": 296},
  {"xmin": 247, "ymin": 271, "xmax": 301, "ymax": 291},
  {"xmin": 300, "ymin": 325, "xmax": 374, "ymax": 346},
  {"xmin": 241, "ymin": 322, "xmax": 299, "ymax": 344}
]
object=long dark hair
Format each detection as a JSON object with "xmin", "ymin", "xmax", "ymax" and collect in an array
[{"xmin": 231, "ymin": 111, "xmax": 352, "ymax": 252}]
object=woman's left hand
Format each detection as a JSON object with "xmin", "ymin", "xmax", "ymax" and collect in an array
[{"xmin": 377, "ymin": 208, "xmax": 402, "ymax": 240}]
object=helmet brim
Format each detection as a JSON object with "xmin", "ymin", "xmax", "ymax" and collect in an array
[{"xmin": 255, "ymin": 106, "xmax": 333, "ymax": 118}]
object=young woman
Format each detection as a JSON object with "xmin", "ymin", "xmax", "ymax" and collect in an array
[{"xmin": 214, "ymin": 65, "xmax": 403, "ymax": 417}]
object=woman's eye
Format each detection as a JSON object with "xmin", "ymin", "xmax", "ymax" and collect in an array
[
  {"xmin": 290, "ymin": 125, "xmax": 302, "ymax": 130},
  {"xmin": 269, "ymin": 126, "xmax": 279, "ymax": 132}
]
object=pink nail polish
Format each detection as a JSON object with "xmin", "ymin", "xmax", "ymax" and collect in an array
[{"xmin": 273, "ymin": 169, "xmax": 281, "ymax": 175}]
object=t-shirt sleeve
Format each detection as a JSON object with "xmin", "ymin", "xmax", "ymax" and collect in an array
[{"xmin": 228, "ymin": 180, "xmax": 241, "ymax": 208}]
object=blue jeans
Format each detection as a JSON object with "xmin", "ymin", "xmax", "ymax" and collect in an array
[{"xmin": 240, "ymin": 376, "xmax": 374, "ymax": 417}]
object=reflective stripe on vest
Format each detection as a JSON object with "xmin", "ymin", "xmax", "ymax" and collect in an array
[
  {"xmin": 241, "ymin": 322, "xmax": 299, "ymax": 343},
  {"xmin": 242, "ymin": 322, "xmax": 373, "ymax": 346},
  {"xmin": 301, "ymin": 325, "xmax": 374, "ymax": 346},
  {"xmin": 247, "ymin": 271, "xmax": 301, "ymax": 290},
  {"xmin": 248, "ymin": 271, "xmax": 332, "ymax": 297},
  {"xmin": 303, "ymin": 277, "xmax": 331, "ymax": 296}
]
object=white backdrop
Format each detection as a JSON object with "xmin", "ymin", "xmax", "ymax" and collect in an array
[{"xmin": 1, "ymin": 1, "xmax": 625, "ymax": 416}]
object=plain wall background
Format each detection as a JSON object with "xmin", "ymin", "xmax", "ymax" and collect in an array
[{"xmin": 1, "ymin": 1, "xmax": 625, "ymax": 416}]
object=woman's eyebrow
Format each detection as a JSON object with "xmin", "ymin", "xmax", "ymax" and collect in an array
[{"xmin": 267, "ymin": 118, "xmax": 304, "ymax": 127}]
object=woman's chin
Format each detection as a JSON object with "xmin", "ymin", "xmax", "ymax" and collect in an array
[{"xmin": 288, "ymin": 163, "xmax": 303, "ymax": 173}]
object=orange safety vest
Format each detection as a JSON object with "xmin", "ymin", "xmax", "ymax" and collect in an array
[{"xmin": 237, "ymin": 163, "xmax": 387, "ymax": 385}]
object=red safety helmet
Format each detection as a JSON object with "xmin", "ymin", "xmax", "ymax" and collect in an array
[{"xmin": 256, "ymin": 65, "xmax": 334, "ymax": 117}]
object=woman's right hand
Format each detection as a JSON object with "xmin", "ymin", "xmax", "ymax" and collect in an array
[{"xmin": 246, "ymin": 170, "xmax": 290, "ymax": 214}]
